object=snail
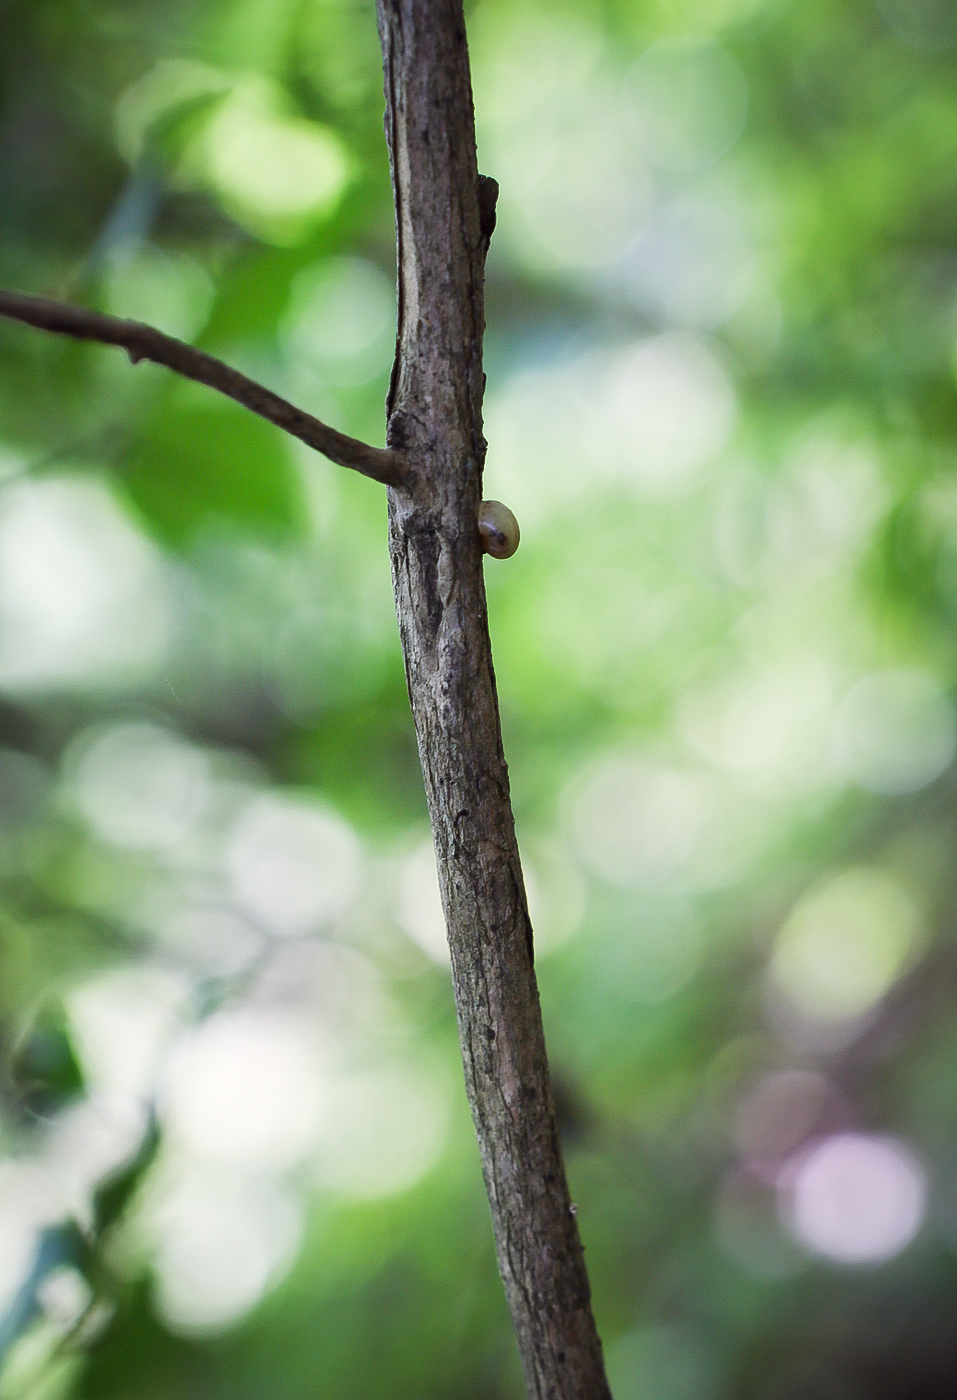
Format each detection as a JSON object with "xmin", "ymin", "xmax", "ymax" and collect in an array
[{"xmin": 478, "ymin": 499, "xmax": 520, "ymax": 559}]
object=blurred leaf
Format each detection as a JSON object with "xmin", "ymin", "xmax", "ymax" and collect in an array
[
  {"xmin": 5, "ymin": 1004, "xmax": 83, "ymax": 1123},
  {"xmin": 0, "ymin": 1223, "xmax": 90, "ymax": 1366},
  {"xmin": 121, "ymin": 398, "xmax": 307, "ymax": 547},
  {"xmin": 91, "ymin": 1118, "xmax": 160, "ymax": 1242}
]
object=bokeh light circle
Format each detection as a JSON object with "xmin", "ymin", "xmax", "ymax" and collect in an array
[{"xmin": 782, "ymin": 1133, "xmax": 926, "ymax": 1264}]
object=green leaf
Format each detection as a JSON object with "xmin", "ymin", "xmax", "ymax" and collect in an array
[
  {"xmin": 121, "ymin": 398, "xmax": 307, "ymax": 548},
  {"xmin": 5, "ymin": 1004, "xmax": 83, "ymax": 1122},
  {"xmin": 91, "ymin": 1118, "xmax": 161, "ymax": 1241}
]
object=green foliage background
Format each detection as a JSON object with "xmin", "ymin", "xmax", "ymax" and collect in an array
[{"xmin": 1, "ymin": 1, "xmax": 957, "ymax": 1397}]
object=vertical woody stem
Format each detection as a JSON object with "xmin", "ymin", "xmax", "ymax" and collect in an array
[{"xmin": 374, "ymin": 2, "xmax": 611, "ymax": 1396}]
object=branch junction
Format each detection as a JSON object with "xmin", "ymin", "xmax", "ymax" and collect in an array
[{"xmin": 0, "ymin": 290, "xmax": 408, "ymax": 488}]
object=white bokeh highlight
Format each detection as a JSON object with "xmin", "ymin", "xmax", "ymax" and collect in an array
[
  {"xmin": 679, "ymin": 658, "xmax": 836, "ymax": 794},
  {"xmin": 615, "ymin": 191, "xmax": 756, "ymax": 330},
  {"xmin": 45, "ymin": 1093, "xmax": 151, "ymax": 1214},
  {"xmin": 225, "ymin": 793, "xmax": 361, "ymax": 936},
  {"xmin": 485, "ymin": 335, "xmax": 736, "ymax": 530},
  {"xmin": 782, "ymin": 1134, "xmax": 926, "ymax": 1264},
  {"xmin": 509, "ymin": 117, "xmax": 653, "ymax": 271},
  {"xmin": 312, "ymin": 1063, "xmax": 450, "ymax": 1199},
  {"xmin": 70, "ymin": 723, "xmax": 210, "ymax": 851},
  {"xmin": 0, "ymin": 1162, "xmax": 74, "ymax": 1314},
  {"xmin": 0, "ymin": 477, "xmax": 173, "ymax": 692},
  {"xmin": 834, "ymin": 669, "xmax": 956, "ymax": 795},
  {"xmin": 156, "ymin": 905, "xmax": 265, "ymax": 978},
  {"xmin": 160, "ymin": 1007, "xmax": 326, "ymax": 1171},
  {"xmin": 473, "ymin": 13, "xmax": 652, "ymax": 273},
  {"xmin": 396, "ymin": 841, "xmax": 449, "ymax": 965},
  {"xmin": 569, "ymin": 756, "xmax": 716, "ymax": 887},
  {"xmin": 67, "ymin": 967, "xmax": 191, "ymax": 1099},
  {"xmin": 148, "ymin": 1166, "xmax": 303, "ymax": 1334}
]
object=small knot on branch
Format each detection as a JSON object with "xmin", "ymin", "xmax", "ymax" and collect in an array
[{"xmin": 477, "ymin": 174, "xmax": 499, "ymax": 258}]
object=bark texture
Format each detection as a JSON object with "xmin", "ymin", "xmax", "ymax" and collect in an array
[{"xmin": 375, "ymin": 3, "xmax": 611, "ymax": 1396}]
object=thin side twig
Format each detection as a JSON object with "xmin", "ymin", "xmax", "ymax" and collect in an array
[{"xmin": 0, "ymin": 290, "xmax": 409, "ymax": 487}]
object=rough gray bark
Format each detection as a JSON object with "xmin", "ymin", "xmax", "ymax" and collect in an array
[{"xmin": 375, "ymin": 2, "xmax": 612, "ymax": 1395}]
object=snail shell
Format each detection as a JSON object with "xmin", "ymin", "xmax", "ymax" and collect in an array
[{"xmin": 478, "ymin": 499, "xmax": 520, "ymax": 559}]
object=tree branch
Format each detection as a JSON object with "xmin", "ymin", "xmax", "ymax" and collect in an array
[
  {"xmin": 374, "ymin": 3, "xmax": 611, "ymax": 1397},
  {"xmin": 0, "ymin": 290, "xmax": 408, "ymax": 488}
]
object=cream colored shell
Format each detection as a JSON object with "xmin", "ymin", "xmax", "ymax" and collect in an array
[{"xmin": 478, "ymin": 500, "xmax": 520, "ymax": 559}]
